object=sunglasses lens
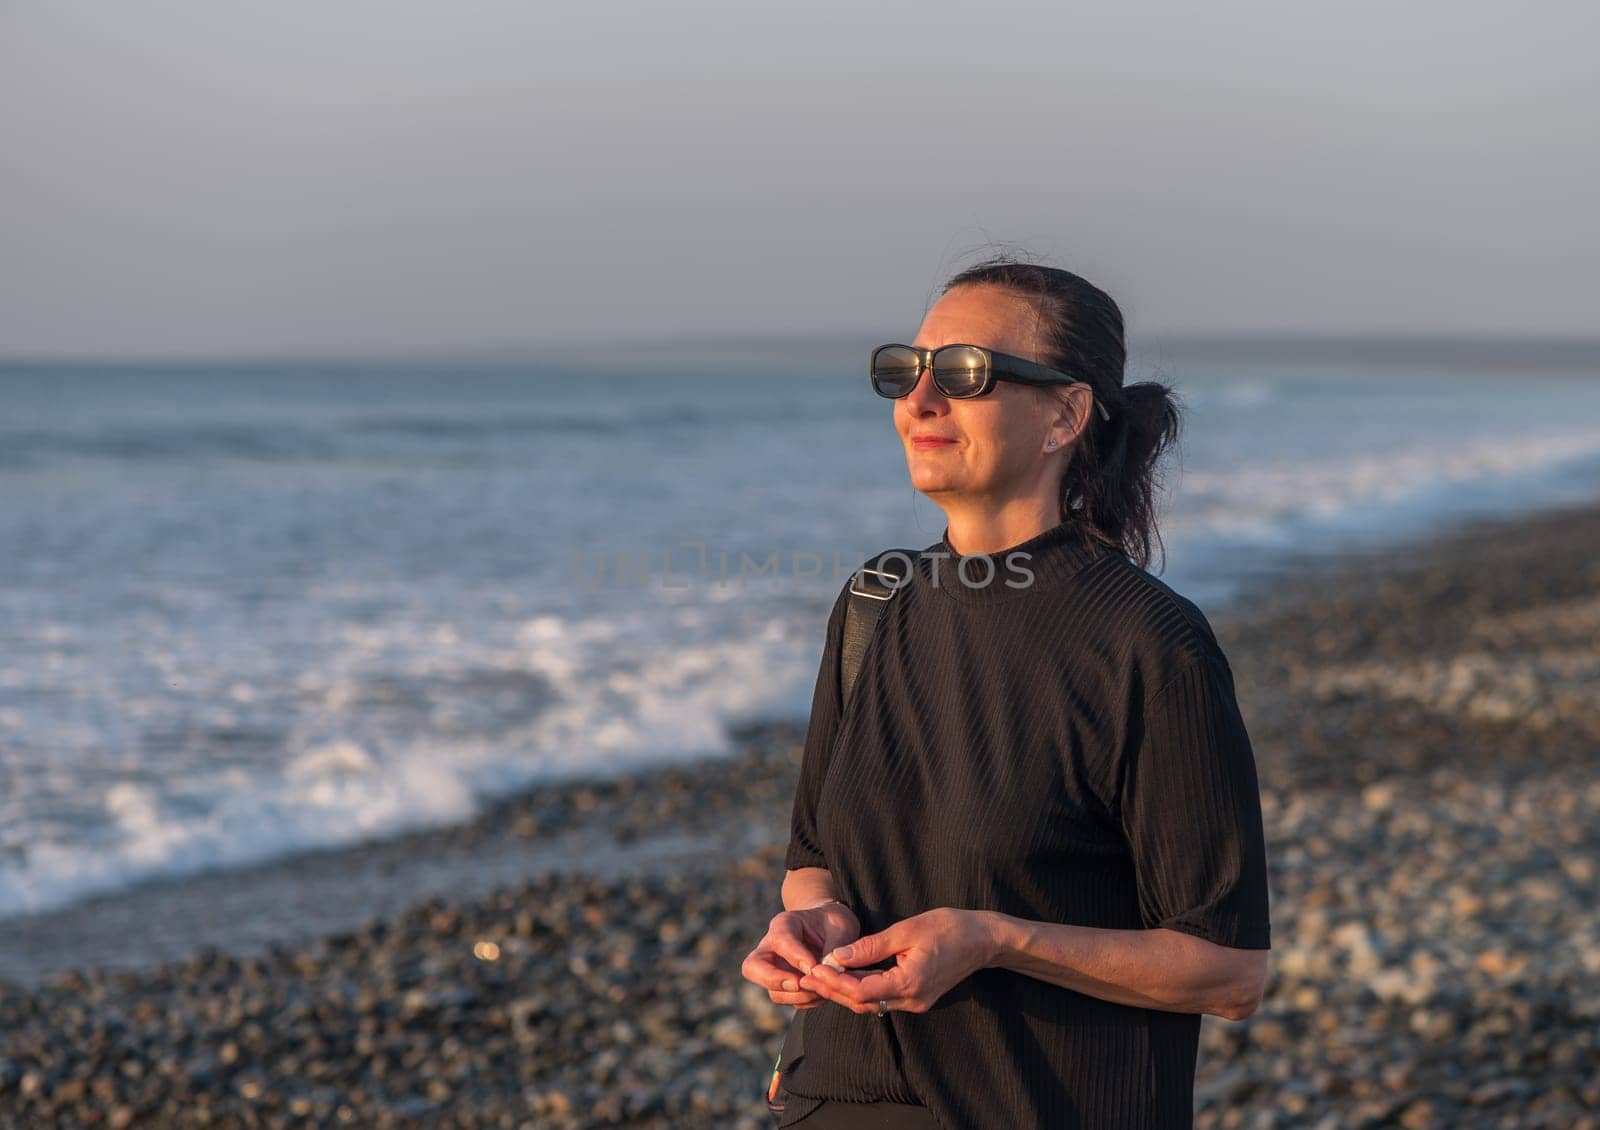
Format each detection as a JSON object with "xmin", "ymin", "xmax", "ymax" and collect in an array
[
  {"xmin": 871, "ymin": 345, "xmax": 922, "ymax": 398},
  {"xmin": 931, "ymin": 346, "xmax": 988, "ymax": 397}
]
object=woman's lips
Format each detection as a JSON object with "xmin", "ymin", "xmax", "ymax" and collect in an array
[{"xmin": 912, "ymin": 436, "xmax": 957, "ymax": 449}]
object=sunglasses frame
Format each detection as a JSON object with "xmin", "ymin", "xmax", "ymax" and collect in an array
[{"xmin": 870, "ymin": 343, "xmax": 1113, "ymax": 422}]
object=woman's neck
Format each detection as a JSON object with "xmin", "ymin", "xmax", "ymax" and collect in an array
[{"xmin": 939, "ymin": 501, "xmax": 1065, "ymax": 557}]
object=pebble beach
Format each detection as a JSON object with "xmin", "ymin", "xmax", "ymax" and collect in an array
[{"xmin": 3, "ymin": 500, "xmax": 1600, "ymax": 1128}]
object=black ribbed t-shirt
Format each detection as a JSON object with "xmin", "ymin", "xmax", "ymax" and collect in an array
[{"xmin": 781, "ymin": 517, "xmax": 1272, "ymax": 1130}]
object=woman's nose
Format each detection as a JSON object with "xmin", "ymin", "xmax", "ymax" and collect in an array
[{"xmin": 903, "ymin": 362, "xmax": 946, "ymax": 410}]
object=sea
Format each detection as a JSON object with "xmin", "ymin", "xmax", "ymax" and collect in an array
[{"xmin": 4, "ymin": 340, "xmax": 1600, "ymax": 920}]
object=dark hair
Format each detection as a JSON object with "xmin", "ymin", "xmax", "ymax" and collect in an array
[{"xmin": 940, "ymin": 255, "xmax": 1182, "ymax": 573}]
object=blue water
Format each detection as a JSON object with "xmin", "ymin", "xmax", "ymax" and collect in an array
[{"xmin": 4, "ymin": 350, "xmax": 1600, "ymax": 918}]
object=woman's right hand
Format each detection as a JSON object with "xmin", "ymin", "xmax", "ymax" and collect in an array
[{"xmin": 742, "ymin": 900, "xmax": 862, "ymax": 1009}]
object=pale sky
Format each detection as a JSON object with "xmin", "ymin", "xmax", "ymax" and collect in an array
[{"xmin": 2, "ymin": 1, "xmax": 1597, "ymax": 358}]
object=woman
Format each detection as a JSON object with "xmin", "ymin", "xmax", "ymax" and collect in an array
[{"xmin": 741, "ymin": 259, "xmax": 1272, "ymax": 1129}]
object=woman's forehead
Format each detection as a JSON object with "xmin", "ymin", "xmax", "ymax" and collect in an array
[{"xmin": 912, "ymin": 285, "xmax": 1046, "ymax": 358}]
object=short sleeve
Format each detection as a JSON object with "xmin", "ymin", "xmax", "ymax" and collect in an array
[
  {"xmin": 1118, "ymin": 650, "xmax": 1272, "ymax": 949},
  {"xmin": 784, "ymin": 580, "xmax": 852, "ymax": 873}
]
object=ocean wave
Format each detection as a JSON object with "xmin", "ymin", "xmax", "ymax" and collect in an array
[{"xmin": 0, "ymin": 605, "xmax": 817, "ymax": 919}]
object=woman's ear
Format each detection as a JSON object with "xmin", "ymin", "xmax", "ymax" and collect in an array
[{"xmin": 1046, "ymin": 386, "xmax": 1089, "ymax": 446}]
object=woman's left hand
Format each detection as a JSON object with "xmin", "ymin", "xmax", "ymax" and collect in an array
[{"xmin": 797, "ymin": 907, "xmax": 998, "ymax": 1015}]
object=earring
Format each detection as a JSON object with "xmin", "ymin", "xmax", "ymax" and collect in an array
[{"xmin": 1046, "ymin": 438, "xmax": 1059, "ymax": 450}]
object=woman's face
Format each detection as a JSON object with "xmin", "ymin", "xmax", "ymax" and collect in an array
[{"xmin": 896, "ymin": 284, "xmax": 1084, "ymax": 512}]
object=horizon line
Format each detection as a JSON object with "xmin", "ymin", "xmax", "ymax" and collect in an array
[{"xmin": 5, "ymin": 328, "xmax": 1600, "ymax": 368}]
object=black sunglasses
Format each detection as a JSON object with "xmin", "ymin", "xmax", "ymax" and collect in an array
[{"xmin": 870, "ymin": 343, "xmax": 1112, "ymax": 421}]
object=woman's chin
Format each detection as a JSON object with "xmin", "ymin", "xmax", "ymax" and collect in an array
[
  {"xmin": 907, "ymin": 455, "xmax": 966, "ymax": 485},
  {"xmin": 908, "ymin": 472, "xmax": 965, "ymax": 498}
]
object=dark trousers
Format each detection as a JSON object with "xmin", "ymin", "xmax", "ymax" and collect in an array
[{"xmin": 778, "ymin": 1097, "xmax": 940, "ymax": 1128}]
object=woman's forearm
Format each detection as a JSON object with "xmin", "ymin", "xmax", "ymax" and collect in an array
[
  {"xmin": 782, "ymin": 867, "xmax": 840, "ymax": 912},
  {"xmin": 976, "ymin": 912, "xmax": 1265, "ymax": 1021}
]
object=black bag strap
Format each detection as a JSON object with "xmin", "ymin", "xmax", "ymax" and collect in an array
[
  {"xmin": 765, "ymin": 547, "xmax": 920, "ymax": 1112},
  {"xmin": 840, "ymin": 548, "xmax": 920, "ymax": 708}
]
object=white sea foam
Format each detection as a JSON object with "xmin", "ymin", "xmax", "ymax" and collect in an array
[{"xmin": 0, "ymin": 602, "xmax": 816, "ymax": 917}]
